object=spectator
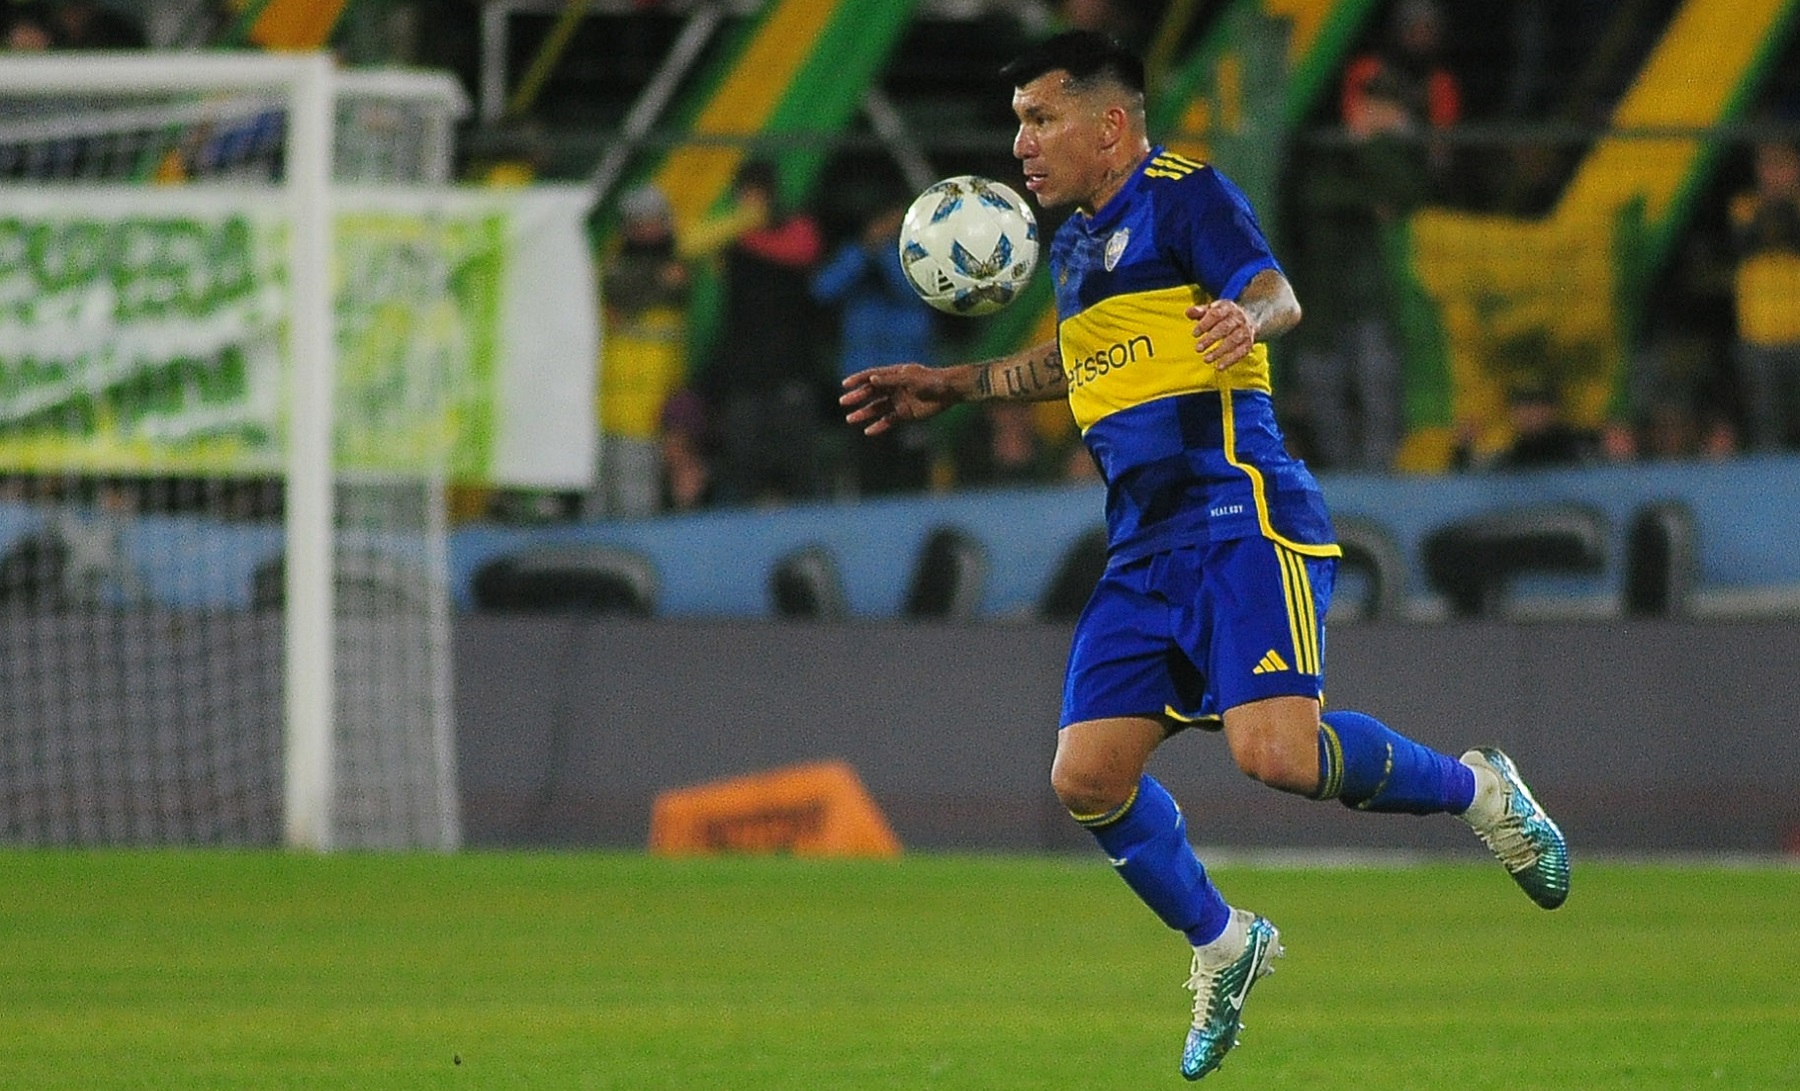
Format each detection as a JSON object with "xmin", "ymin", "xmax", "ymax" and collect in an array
[
  {"xmin": 809, "ymin": 198, "xmax": 938, "ymax": 496},
  {"xmin": 470, "ymin": 122, "xmax": 550, "ymax": 188},
  {"xmin": 1056, "ymin": 0, "xmax": 1146, "ymax": 53},
  {"xmin": 1340, "ymin": 0, "xmax": 1461, "ymax": 194},
  {"xmin": 1728, "ymin": 138, "xmax": 1800, "ymax": 450},
  {"xmin": 49, "ymin": 1, "xmax": 146, "ymax": 48},
  {"xmin": 693, "ymin": 159, "xmax": 828, "ymax": 507},
  {"xmin": 658, "ymin": 387, "xmax": 714, "ymax": 512},
  {"xmin": 3, "ymin": 4, "xmax": 55, "ymax": 50},
  {"xmin": 1699, "ymin": 408, "xmax": 1741, "ymax": 461},
  {"xmin": 1641, "ymin": 399, "xmax": 1701, "ymax": 461},
  {"xmin": 589, "ymin": 183, "xmax": 692, "ymax": 519},
  {"xmin": 1597, "ymin": 417, "xmax": 1639, "ymax": 463},
  {"xmin": 1290, "ymin": 73, "xmax": 1427, "ymax": 472},
  {"xmin": 1491, "ymin": 379, "xmax": 1596, "ymax": 469}
]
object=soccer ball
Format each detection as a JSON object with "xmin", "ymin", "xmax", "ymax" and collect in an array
[{"xmin": 897, "ymin": 175, "xmax": 1038, "ymax": 316}]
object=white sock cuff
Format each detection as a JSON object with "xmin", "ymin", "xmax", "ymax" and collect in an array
[
  {"xmin": 1460, "ymin": 756, "xmax": 1504, "ymax": 825},
  {"xmin": 1195, "ymin": 907, "xmax": 1250, "ymax": 960}
]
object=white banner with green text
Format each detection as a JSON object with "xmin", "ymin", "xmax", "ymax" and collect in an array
[{"xmin": 0, "ymin": 184, "xmax": 595, "ymax": 487}]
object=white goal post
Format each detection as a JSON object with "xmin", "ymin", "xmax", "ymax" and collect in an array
[{"xmin": 0, "ymin": 53, "xmax": 468, "ymax": 851}]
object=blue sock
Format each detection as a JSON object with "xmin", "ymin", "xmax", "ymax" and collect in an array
[
  {"xmin": 1075, "ymin": 775, "xmax": 1231, "ymax": 947},
  {"xmin": 1316, "ymin": 709, "xmax": 1476, "ymax": 815}
]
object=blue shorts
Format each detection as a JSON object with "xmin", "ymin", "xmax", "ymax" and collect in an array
[{"xmin": 1060, "ymin": 537, "xmax": 1336, "ymax": 728}]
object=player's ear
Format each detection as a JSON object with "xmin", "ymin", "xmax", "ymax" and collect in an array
[{"xmin": 1097, "ymin": 103, "xmax": 1126, "ymax": 148}]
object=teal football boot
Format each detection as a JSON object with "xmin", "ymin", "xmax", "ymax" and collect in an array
[
  {"xmin": 1462, "ymin": 747, "xmax": 1571, "ymax": 909},
  {"xmin": 1180, "ymin": 910, "xmax": 1281, "ymax": 1080}
]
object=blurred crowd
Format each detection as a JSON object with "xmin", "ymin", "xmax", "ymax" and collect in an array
[
  {"xmin": 543, "ymin": 0, "xmax": 1800, "ymax": 526},
  {"xmin": 1274, "ymin": 0, "xmax": 1799, "ymax": 478},
  {"xmin": 7, "ymin": 1, "xmax": 1798, "ymax": 524},
  {"xmin": 567, "ymin": 158, "xmax": 1101, "ymax": 524},
  {"xmin": 1, "ymin": 0, "xmax": 144, "ymax": 49}
]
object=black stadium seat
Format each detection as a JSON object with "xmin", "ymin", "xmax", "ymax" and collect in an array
[
  {"xmin": 1039, "ymin": 526, "xmax": 1109, "ymax": 622},
  {"xmin": 904, "ymin": 526, "xmax": 987, "ymax": 620},
  {"xmin": 769, "ymin": 545, "xmax": 849, "ymax": 620},
  {"xmin": 253, "ymin": 548, "xmax": 440, "ymax": 615},
  {"xmin": 469, "ymin": 545, "xmax": 658, "ymax": 616},
  {"xmin": 0, "ymin": 533, "xmax": 70, "ymax": 611},
  {"xmin": 1422, "ymin": 504, "xmax": 1608, "ymax": 618},
  {"xmin": 1623, "ymin": 500, "xmax": 1698, "ymax": 617},
  {"xmin": 1331, "ymin": 514, "xmax": 1409, "ymax": 620}
]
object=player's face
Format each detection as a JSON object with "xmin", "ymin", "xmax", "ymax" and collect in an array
[{"xmin": 1012, "ymin": 72, "xmax": 1110, "ymax": 210}]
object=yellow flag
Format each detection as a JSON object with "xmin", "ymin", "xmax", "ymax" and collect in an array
[{"xmin": 247, "ymin": 0, "xmax": 349, "ymax": 50}]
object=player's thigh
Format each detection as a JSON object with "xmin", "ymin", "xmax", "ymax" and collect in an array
[
  {"xmin": 1183, "ymin": 536, "xmax": 1335, "ymax": 714},
  {"xmin": 1061, "ymin": 556, "xmax": 1191, "ymax": 727}
]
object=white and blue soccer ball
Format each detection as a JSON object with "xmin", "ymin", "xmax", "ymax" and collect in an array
[{"xmin": 898, "ymin": 175, "xmax": 1038, "ymax": 316}]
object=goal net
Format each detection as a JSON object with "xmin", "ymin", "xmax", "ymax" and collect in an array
[{"xmin": 0, "ymin": 54, "xmax": 467, "ymax": 850}]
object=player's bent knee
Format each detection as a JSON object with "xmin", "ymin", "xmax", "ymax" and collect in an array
[
  {"xmin": 1052, "ymin": 716, "xmax": 1164, "ymax": 818},
  {"xmin": 1227, "ymin": 730, "xmax": 1319, "ymax": 795},
  {"xmin": 1049, "ymin": 760, "xmax": 1133, "ymax": 819},
  {"xmin": 1223, "ymin": 697, "xmax": 1324, "ymax": 796}
]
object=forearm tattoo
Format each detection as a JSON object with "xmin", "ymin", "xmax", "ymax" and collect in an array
[
  {"xmin": 973, "ymin": 344, "xmax": 1065, "ymax": 401},
  {"xmin": 1238, "ymin": 269, "xmax": 1298, "ymax": 342}
]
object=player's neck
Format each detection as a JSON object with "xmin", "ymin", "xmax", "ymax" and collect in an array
[{"xmin": 1084, "ymin": 143, "xmax": 1152, "ymax": 217}]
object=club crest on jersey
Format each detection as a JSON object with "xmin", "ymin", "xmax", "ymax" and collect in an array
[{"xmin": 1104, "ymin": 228, "xmax": 1130, "ymax": 271}]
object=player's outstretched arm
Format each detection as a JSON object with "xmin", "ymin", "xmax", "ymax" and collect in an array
[{"xmin": 841, "ymin": 340, "xmax": 1065, "ymax": 435}]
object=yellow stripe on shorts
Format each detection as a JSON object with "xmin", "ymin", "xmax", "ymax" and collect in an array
[{"xmin": 1275, "ymin": 543, "xmax": 1320, "ymax": 676}]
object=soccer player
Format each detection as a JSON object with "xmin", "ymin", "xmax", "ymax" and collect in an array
[{"xmin": 840, "ymin": 30, "xmax": 1569, "ymax": 1081}]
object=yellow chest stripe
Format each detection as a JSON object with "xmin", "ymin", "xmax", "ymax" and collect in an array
[{"xmin": 1059, "ymin": 285, "xmax": 1271, "ymax": 432}]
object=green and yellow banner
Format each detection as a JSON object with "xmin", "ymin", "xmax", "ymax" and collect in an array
[{"xmin": 0, "ymin": 185, "xmax": 596, "ymax": 487}]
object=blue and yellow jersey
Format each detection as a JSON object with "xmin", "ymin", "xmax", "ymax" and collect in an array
[{"xmin": 1051, "ymin": 148, "xmax": 1339, "ymax": 562}]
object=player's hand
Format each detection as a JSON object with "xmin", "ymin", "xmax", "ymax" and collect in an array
[
  {"xmin": 1187, "ymin": 299, "xmax": 1257, "ymax": 371},
  {"xmin": 841, "ymin": 363, "xmax": 958, "ymax": 436}
]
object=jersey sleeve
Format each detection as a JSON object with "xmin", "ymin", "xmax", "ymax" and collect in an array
[{"xmin": 1163, "ymin": 167, "xmax": 1282, "ymax": 303}]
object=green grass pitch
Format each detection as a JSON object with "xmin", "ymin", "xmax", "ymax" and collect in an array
[{"xmin": 3, "ymin": 851, "xmax": 1797, "ymax": 1089}]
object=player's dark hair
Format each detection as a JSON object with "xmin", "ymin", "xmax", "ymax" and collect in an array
[{"xmin": 999, "ymin": 30, "xmax": 1146, "ymax": 96}]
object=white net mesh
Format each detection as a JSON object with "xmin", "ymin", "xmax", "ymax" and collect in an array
[{"xmin": 0, "ymin": 57, "xmax": 465, "ymax": 849}]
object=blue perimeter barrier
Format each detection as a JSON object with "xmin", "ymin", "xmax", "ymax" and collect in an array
[
  {"xmin": 3, "ymin": 455, "xmax": 1794, "ymax": 616},
  {"xmin": 449, "ymin": 454, "xmax": 1800, "ymax": 619}
]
